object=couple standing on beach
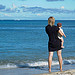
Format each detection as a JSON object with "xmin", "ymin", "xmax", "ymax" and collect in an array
[{"xmin": 45, "ymin": 17, "xmax": 66, "ymax": 72}]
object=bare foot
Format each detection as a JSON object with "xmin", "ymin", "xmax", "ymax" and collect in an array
[
  {"xmin": 60, "ymin": 69, "xmax": 62, "ymax": 72},
  {"xmin": 49, "ymin": 69, "xmax": 51, "ymax": 72},
  {"xmin": 61, "ymin": 46, "xmax": 64, "ymax": 48}
]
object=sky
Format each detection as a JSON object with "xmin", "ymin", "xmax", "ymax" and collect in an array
[{"xmin": 0, "ymin": 0, "xmax": 75, "ymax": 20}]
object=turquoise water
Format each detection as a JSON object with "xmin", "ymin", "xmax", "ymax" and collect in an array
[{"xmin": 0, "ymin": 20, "xmax": 75, "ymax": 71}]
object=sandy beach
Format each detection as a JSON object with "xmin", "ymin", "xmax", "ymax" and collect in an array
[{"xmin": 35, "ymin": 69, "xmax": 75, "ymax": 75}]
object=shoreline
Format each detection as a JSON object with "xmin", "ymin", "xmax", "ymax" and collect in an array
[
  {"xmin": 0, "ymin": 68, "xmax": 48, "ymax": 75},
  {"xmin": 0, "ymin": 68, "xmax": 75, "ymax": 75}
]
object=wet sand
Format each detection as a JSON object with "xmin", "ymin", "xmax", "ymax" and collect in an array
[
  {"xmin": 0, "ymin": 68, "xmax": 48, "ymax": 75},
  {"xmin": 0, "ymin": 68, "xmax": 75, "ymax": 75}
]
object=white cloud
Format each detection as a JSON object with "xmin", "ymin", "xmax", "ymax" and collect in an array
[
  {"xmin": 21, "ymin": 5, "xmax": 28, "ymax": 7},
  {"xmin": 4, "ymin": 14, "xmax": 11, "ymax": 16},
  {"xmin": 12, "ymin": 4, "xmax": 16, "ymax": 9},
  {"xmin": 61, "ymin": 6, "xmax": 64, "ymax": 9},
  {"xmin": 37, "ymin": 14, "xmax": 41, "ymax": 16}
]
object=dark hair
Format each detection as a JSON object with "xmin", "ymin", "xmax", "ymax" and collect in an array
[{"xmin": 57, "ymin": 23, "xmax": 62, "ymax": 27}]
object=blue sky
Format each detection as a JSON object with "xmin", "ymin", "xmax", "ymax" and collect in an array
[{"xmin": 0, "ymin": 0, "xmax": 75, "ymax": 20}]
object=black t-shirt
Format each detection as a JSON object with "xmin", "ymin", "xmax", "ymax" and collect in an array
[{"xmin": 46, "ymin": 25, "xmax": 59, "ymax": 42}]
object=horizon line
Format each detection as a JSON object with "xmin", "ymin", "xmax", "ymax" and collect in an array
[{"xmin": 0, "ymin": 19, "xmax": 75, "ymax": 21}]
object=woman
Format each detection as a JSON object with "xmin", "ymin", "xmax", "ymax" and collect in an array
[{"xmin": 45, "ymin": 17, "xmax": 64, "ymax": 72}]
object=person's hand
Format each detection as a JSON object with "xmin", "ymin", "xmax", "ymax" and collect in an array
[{"xmin": 64, "ymin": 35, "xmax": 66, "ymax": 38}]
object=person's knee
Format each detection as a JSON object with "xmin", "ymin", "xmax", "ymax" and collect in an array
[
  {"xmin": 49, "ymin": 52, "xmax": 53, "ymax": 58},
  {"xmin": 61, "ymin": 38, "xmax": 64, "ymax": 42},
  {"xmin": 49, "ymin": 54, "xmax": 53, "ymax": 57},
  {"xmin": 62, "ymin": 39, "xmax": 64, "ymax": 43},
  {"xmin": 57, "ymin": 53, "xmax": 62, "ymax": 57},
  {"xmin": 57, "ymin": 50, "xmax": 62, "ymax": 58}
]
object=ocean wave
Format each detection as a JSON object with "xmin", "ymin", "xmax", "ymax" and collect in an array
[
  {"xmin": 0, "ymin": 63, "xmax": 17, "ymax": 69},
  {"xmin": 24, "ymin": 60, "xmax": 75, "ymax": 68},
  {"xmin": 0, "ymin": 27, "xmax": 44, "ymax": 30},
  {"xmin": 0, "ymin": 60, "xmax": 75, "ymax": 69},
  {"xmin": 63, "ymin": 27, "xmax": 75, "ymax": 29},
  {"xmin": 0, "ymin": 61, "xmax": 57, "ymax": 69},
  {"xmin": 0, "ymin": 26, "xmax": 75, "ymax": 30},
  {"xmin": 63, "ymin": 60, "xmax": 75, "ymax": 65}
]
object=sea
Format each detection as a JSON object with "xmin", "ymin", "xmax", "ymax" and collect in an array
[{"xmin": 0, "ymin": 20, "xmax": 75, "ymax": 72}]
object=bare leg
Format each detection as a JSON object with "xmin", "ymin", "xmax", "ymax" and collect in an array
[
  {"xmin": 48, "ymin": 52, "xmax": 53, "ymax": 72},
  {"xmin": 57, "ymin": 50, "xmax": 62, "ymax": 71},
  {"xmin": 61, "ymin": 38, "xmax": 64, "ymax": 48}
]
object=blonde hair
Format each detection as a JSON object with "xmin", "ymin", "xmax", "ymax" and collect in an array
[{"xmin": 48, "ymin": 16, "xmax": 55, "ymax": 26}]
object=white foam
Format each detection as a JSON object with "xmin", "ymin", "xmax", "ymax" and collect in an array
[
  {"xmin": 25, "ymin": 61, "xmax": 59, "ymax": 67},
  {"xmin": 52, "ymin": 61, "xmax": 59, "ymax": 65},
  {"xmin": 26, "ymin": 60, "xmax": 75, "ymax": 67},
  {"xmin": 63, "ymin": 60, "xmax": 75, "ymax": 65},
  {"xmin": 0, "ymin": 63, "xmax": 17, "ymax": 69},
  {"xmin": 26, "ymin": 61, "xmax": 48, "ymax": 67}
]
